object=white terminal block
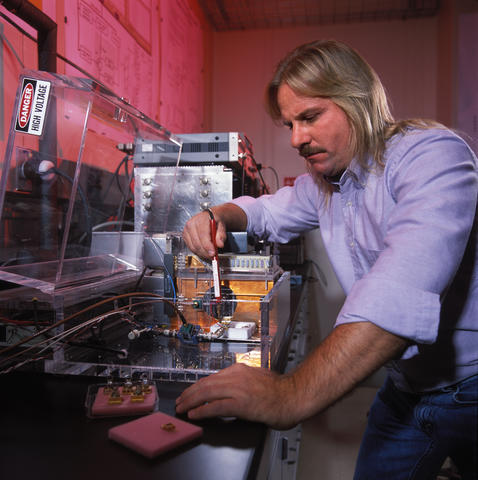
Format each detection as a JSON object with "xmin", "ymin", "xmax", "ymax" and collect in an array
[
  {"xmin": 209, "ymin": 322, "xmax": 224, "ymax": 335},
  {"xmin": 225, "ymin": 321, "xmax": 256, "ymax": 340}
]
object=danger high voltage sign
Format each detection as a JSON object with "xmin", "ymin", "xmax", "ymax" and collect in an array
[{"xmin": 15, "ymin": 77, "xmax": 51, "ymax": 136}]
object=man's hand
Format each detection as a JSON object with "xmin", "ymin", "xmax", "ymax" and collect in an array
[
  {"xmin": 176, "ymin": 322, "xmax": 409, "ymax": 429},
  {"xmin": 182, "ymin": 203, "xmax": 247, "ymax": 259},
  {"xmin": 182, "ymin": 209, "xmax": 227, "ymax": 259},
  {"xmin": 175, "ymin": 363, "xmax": 299, "ymax": 430}
]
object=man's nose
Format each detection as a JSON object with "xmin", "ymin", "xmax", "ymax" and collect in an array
[{"xmin": 290, "ymin": 124, "xmax": 310, "ymax": 150}]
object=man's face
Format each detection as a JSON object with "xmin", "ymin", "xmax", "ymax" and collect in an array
[{"xmin": 277, "ymin": 84, "xmax": 353, "ymax": 178}]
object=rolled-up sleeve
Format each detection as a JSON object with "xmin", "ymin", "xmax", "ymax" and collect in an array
[
  {"xmin": 335, "ymin": 130, "xmax": 478, "ymax": 352},
  {"xmin": 231, "ymin": 173, "xmax": 320, "ymax": 243},
  {"xmin": 338, "ymin": 275, "xmax": 441, "ymax": 343}
]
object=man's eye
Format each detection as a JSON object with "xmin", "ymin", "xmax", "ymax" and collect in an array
[{"xmin": 304, "ymin": 114, "xmax": 318, "ymax": 123}]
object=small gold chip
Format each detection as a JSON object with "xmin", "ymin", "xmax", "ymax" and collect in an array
[{"xmin": 161, "ymin": 422, "xmax": 176, "ymax": 432}]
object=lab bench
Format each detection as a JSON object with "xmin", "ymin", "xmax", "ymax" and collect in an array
[{"xmin": 0, "ymin": 273, "xmax": 309, "ymax": 480}]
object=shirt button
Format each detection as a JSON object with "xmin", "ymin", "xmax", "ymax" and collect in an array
[
  {"xmin": 349, "ymin": 241, "xmax": 355, "ymax": 247},
  {"xmin": 346, "ymin": 201, "xmax": 352, "ymax": 207}
]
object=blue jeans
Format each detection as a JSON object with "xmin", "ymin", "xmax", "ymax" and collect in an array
[{"xmin": 353, "ymin": 374, "xmax": 478, "ymax": 480}]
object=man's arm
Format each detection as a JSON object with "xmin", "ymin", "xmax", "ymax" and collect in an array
[
  {"xmin": 182, "ymin": 203, "xmax": 247, "ymax": 259},
  {"xmin": 176, "ymin": 321, "xmax": 409, "ymax": 430}
]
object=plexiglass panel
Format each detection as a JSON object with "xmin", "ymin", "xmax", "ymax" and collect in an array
[
  {"xmin": 0, "ymin": 70, "xmax": 180, "ymax": 292},
  {"xmin": 0, "ymin": 71, "xmax": 292, "ymax": 383}
]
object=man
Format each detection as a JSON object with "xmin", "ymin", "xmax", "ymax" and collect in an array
[{"xmin": 176, "ymin": 40, "xmax": 478, "ymax": 479}]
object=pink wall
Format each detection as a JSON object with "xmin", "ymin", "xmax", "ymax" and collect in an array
[
  {"xmin": 1, "ymin": 1, "xmax": 475, "ymax": 185},
  {"xmin": 210, "ymin": 18, "xmax": 440, "ymax": 189},
  {"xmin": 0, "ymin": 0, "xmax": 213, "ymax": 165},
  {"xmin": 0, "ymin": 6, "xmax": 39, "ymax": 163}
]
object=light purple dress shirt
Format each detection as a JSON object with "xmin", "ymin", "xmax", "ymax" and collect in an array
[{"xmin": 232, "ymin": 128, "xmax": 478, "ymax": 393}]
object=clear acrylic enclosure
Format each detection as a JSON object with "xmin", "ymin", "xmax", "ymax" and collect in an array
[
  {"xmin": 0, "ymin": 71, "xmax": 291, "ymax": 382},
  {"xmin": 0, "ymin": 70, "xmax": 180, "ymax": 294}
]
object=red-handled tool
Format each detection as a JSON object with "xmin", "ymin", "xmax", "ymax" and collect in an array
[{"xmin": 206, "ymin": 208, "xmax": 222, "ymax": 301}]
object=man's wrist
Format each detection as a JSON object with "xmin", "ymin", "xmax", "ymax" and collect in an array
[{"xmin": 211, "ymin": 203, "xmax": 247, "ymax": 232}]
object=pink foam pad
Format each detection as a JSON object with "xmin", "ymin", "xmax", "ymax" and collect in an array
[
  {"xmin": 108, "ymin": 411, "xmax": 203, "ymax": 458},
  {"xmin": 91, "ymin": 386, "xmax": 157, "ymax": 417}
]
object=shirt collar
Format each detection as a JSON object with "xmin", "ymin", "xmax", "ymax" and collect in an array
[
  {"xmin": 343, "ymin": 156, "xmax": 371, "ymax": 189},
  {"xmin": 322, "ymin": 156, "xmax": 372, "ymax": 190}
]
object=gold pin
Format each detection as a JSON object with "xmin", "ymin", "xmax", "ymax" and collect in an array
[
  {"xmin": 141, "ymin": 373, "xmax": 153, "ymax": 394},
  {"xmin": 161, "ymin": 422, "xmax": 176, "ymax": 432},
  {"xmin": 103, "ymin": 376, "xmax": 114, "ymax": 395},
  {"xmin": 130, "ymin": 384, "xmax": 145, "ymax": 403},
  {"xmin": 108, "ymin": 386, "xmax": 123, "ymax": 405},
  {"xmin": 122, "ymin": 376, "xmax": 133, "ymax": 395}
]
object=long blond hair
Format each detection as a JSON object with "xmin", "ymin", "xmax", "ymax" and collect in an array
[{"xmin": 266, "ymin": 40, "xmax": 442, "ymax": 192}]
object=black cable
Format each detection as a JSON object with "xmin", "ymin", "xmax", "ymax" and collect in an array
[
  {"xmin": 242, "ymin": 134, "xmax": 270, "ymax": 194},
  {"xmin": 133, "ymin": 266, "xmax": 148, "ymax": 291},
  {"xmin": 248, "ymin": 153, "xmax": 270, "ymax": 194},
  {"xmin": 115, "ymin": 155, "xmax": 130, "ymax": 198},
  {"xmin": 263, "ymin": 166, "xmax": 280, "ymax": 192},
  {"xmin": 40, "ymin": 167, "xmax": 93, "ymax": 246},
  {"xmin": 205, "ymin": 208, "xmax": 215, "ymax": 221},
  {"xmin": 100, "ymin": 154, "xmax": 130, "ymax": 204},
  {"xmin": 115, "ymin": 164, "xmax": 134, "ymax": 227},
  {"xmin": 95, "ymin": 154, "xmax": 134, "ymax": 231}
]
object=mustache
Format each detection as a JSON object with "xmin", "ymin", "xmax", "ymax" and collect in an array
[{"xmin": 299, "ymin": 145, "xmax": 327, "ymax": 158}]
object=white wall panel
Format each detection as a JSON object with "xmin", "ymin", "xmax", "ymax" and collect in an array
[{"xmin": 211, "ymin": 19, "xmax": 438, "ymax": 188}]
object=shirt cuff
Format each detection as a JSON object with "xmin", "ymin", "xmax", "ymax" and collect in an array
[{"xmin": 335, "ymin": 274, "xmax": 441, "ymax": 346}]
